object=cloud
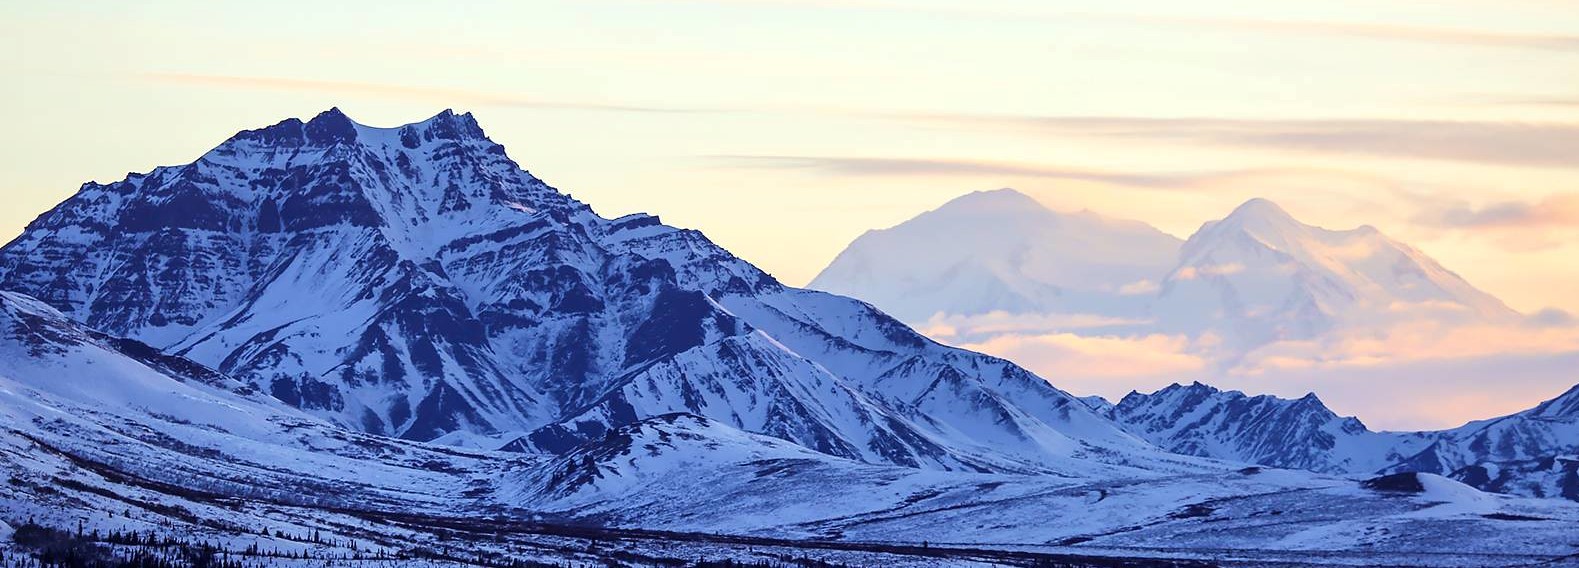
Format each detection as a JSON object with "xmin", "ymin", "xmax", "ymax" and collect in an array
[
  {"xmin": 644, "ymin": 2, "xmax": 1579, "ymax": 53},
  {"xmin": 1118, "ymin": 280, "xmax": 1160, "ymax": 296},
  {"xmin": 1095, "ymin": 14, "xmax": 1579, "ymax": 53},
  {"xmin": 1529, "ymin": 308, "xmax": 1578, "ymax": 328},
  {"xmin": 1413, "ymin": 194, "xmax": 1579, "ymax": 251},
  {"xmin": 958, "ymin": 332, "xmax": 1209, "ymax": 396},
  {"xmin": 902, "ymin": 116, "xmax": 1579, "ymax": 170},
  {"xmin": 1177, "ymin": 263, "xmax": 1244, "ymax": 279},
  {"xmin": 1211, "ymin": 319, "xmax": 1579, "ymax": 427},
  {"xmin": 927, "ymin": 308, "xmax": 1579, "ymax": 430},
  {"xmin": 1480, "ymin": 95, "xmax": 1579, "ymax": 108},
  {"xmin": 715, "ymin": 157, "xmax": 1405, "ymax": 195},
  {"xmin": 1218, "ymin": 351, "xmax": 1579, "ymax": 431},
  {"xmin": 713, "ymin": 155, "xmax": 1236, "ymax": 187},
  {"xmin": 920, "ymin": 311, "xmax": 1150, "ymax": 341},
  {"xmin": 1233, "ymin": 320, "xmax": 1579, "ymax": 373},
  {"xmin": 1421, "ymin": 193, "xmax": 1579, "ymax": 229},
  {"xmin": 141, "ymin": 72, "xmax": 713, "ymax": 114}
]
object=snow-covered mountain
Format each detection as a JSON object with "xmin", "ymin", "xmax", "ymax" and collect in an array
[
  {"xmin": 0, "ymin": 108, "xmax": 1176, "ymax": 476},
  {"xmin": 5, "ymin": 288, "xmax": 1575, "ymax": 566},
  {"xmin": 812, "ymin": 193, "xmax": 1516, "ymax": 349},
  {"xmin": 809, "ymin": 188, "xmax": 1182, "ymax": 325},
  {"xmin": 1107, "ymin": 382, "xmax": 1433, "ymax": 474},
  {"xmin": 1106, "ymin": 381, "xmax": 1579, "ymax": 500},
  {"xmin": 1152, "ymin": 198, "xmax": 1517, "ymax": 350}
]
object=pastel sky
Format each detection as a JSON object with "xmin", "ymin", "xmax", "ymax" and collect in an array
[{"xmin": 3, "ymin": 1, "xmax": 1577, "ymax": 427}]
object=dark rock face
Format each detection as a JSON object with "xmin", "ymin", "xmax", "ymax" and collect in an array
[{"xmin": 0, "ymin": 109, "xmax": 1145, "ymax": 473}]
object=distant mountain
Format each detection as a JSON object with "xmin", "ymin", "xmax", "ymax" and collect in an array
[
  {"xmin": 814, "ymin": 192, "xmax": 1517, "ymax": 352},
  {"xmin": 809, "ymin": 188, "xmax": 1182, "ymax": 324},
  {"xmin": 1152, "ymin": 198, "xmax": 1517, "ymax": 350},
  {"xmin": 0, "ymin": 108, "xmax": 1171, "ymax": 476},
  {"xmin": 1106, "ymin": 381, "xmax": 1579, "ymax": 500}
]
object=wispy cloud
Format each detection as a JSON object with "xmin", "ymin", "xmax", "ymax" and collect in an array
[
  {"xmin": 1412, "ymin": 193, "xmax": 1579, "ymax": 251},
  {"xmin": 920, "ymin": 311, "xmax": 1153, "ymax": 341},
  {"xmin": 898, "ymin": 115, "xmax": 1579, "ymax": 170},
  {"xmin": 141, "ymin": 72, "xmax": 715, "ymax": 114},
  {"xmin": 1422, "ymin": 193, "xmax": 1579, "ymax": 228},
  {"xmin": 1095, "ymin": 14, "xmax": 1579, "ymax": 53},
  {"xmin": 1477, "ymin": 95, "xmax": 1579, "ymax": 108},
  {"xmin": 148, "ymin": 74, "xmax": 1579, "ymax": 171},
  {"xmin": 642, "ymin": 1, "xmax": 1579, "ymax": 53},
  {"xmin": 715, "ymin": 155, "xmax": 1272, "ymax": 188},
  {"xmin": 1223, "ymin": 320, "xmax": 1579, "ymax": 428},
  {"xmin": 958, "ymin": 332, "xmax": 1209, "ymax": 394}
]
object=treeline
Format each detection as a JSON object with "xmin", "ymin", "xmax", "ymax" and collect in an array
[
  {"xmin": 1, "ymin": 521, "xmax": 557, "ymax": 568},
  {"xmin": 3, "ymin": 520, "xmax": 862, "ymax": 568},
  {"xmin": 5, "ymin": 522, "xmax": 244, "ymax": 568}
]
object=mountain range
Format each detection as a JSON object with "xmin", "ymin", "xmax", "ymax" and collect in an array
[{"xmin": 1, "ymin": 110, "xmax": 1576, "ymax": 566}]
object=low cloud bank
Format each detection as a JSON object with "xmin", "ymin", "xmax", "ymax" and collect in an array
[{"xmin": 931, "ymin": 311, "xmax": 1579, "ymax": 430}]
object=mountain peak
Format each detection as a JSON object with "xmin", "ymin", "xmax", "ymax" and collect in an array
[
  {"xmin": 411, "ymin": 108, "xmax": 487, "ymax": 141},
  {"xmin": 222, "ymin": 108, "xmax": 494, "ymax": 152},
  {"xmin": 1159, "ymin": 381, "xmax": 1222, "ymax": 396},
  {"xmin": 1223, "ymin": 197, "xmax": 1300, "ymax": 226},
  {"xmin": 1183, "ymin": 197, "xmax": 1309, "ymax": 252},
  {"xmin": 305, "ymin": 107, "xmax": 359, "ymax": 145},
  {"xmin": 314, "ymin": 106, "xmax": 350, "ymax": 121},
  {"xmin": 941, "ymin": 188, "xmax": 1045, "ymax": 212}
]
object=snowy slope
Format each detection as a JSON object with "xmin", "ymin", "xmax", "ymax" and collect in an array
[
  {"xmin": 0, "ymin": 289, "xmax": 561, "ymax": 563},
  {"xmin": 0, "ymin": 108, "xmax": 1179, "ymax": 475},
  {"xmin": 0, "ymin": 289, "xmax": 508, "ymax": 510},
  {"xmin": 809, "ymin": 188, "xmax": 1182, "ymax": 324},
  {"xmin": 508, "ymin": 412, "xmax": 1579, "ymax": 566},
  {"xmin": 1108, "ymin": 381, "xmax": 1579, "ymax": 500}
]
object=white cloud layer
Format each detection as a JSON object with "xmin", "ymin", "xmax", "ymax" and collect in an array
[{"xmin": 933, "ymin": 311, "xmax": 1579, "ymax": 430}]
